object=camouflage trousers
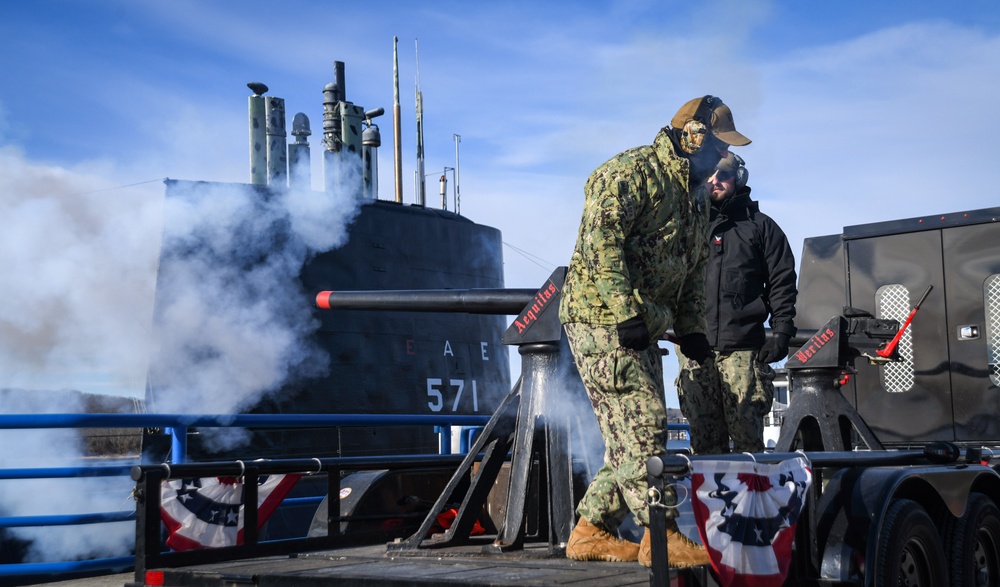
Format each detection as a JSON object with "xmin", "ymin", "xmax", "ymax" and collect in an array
[
  {"xmin": 674, "ymin": 348, "xmax": 775, "ymax": 455},
  {"xmin": 564, "ymin": 322, "xmax": 677, "ymax": 529}
]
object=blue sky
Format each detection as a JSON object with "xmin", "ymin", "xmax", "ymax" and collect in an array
[{"xmin": 2, "ymin": 0, "xmax": 1000, "ymax": 407}]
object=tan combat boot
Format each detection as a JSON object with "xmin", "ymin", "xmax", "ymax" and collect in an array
[
  {"xmin": 565, "ymin": 517, "xmax": 640, "ymax": 562},
  {"xmin": 639, "ymin": 527, "xmax": 711, "ymax": 568}
]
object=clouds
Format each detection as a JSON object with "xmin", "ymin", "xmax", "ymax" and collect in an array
[{"xmin": 749, "ymin": 19, "xmax": 1000, "ymax": 261}]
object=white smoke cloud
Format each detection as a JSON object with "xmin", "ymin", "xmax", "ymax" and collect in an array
[
  {"xmin": 0, "ymin": 146, "xmax": 160, "ymax": 563},
  {"xmin": 0, "ymin": 391, "xmax": 136, "ymax": 564},
  {"xmin": 0, "ymin": 146, "xmax": 362, "ymax": 561},
  {"xmin": 0, "ymin": 146, "xmax": 162, "ymax": 396},
  {"xmin": 546, "ymin": 347, "xmax": 606, "ymax": 485},
  {"xmin": 146, "ymin": 158, "xmax": 361, "ymax": 450}
]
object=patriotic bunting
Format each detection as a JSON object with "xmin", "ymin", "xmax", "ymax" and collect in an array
[
  {"xmin": 690, "ymin": 457, "xmax": 811, "ymax": 587},
  {"xmin": 161, "ymin": 472, "xmax": 301, "ymax": 551}
]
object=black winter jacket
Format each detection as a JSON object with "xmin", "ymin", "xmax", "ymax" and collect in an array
[{"xmin": 706, "ymin": 187, "xmax": 797, "ymax": 351}]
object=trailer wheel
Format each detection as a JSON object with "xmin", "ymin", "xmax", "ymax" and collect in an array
[
  {"xmin": 943, "ymin": 492, "xmax": 1000, "ymax": 587},
  {"xmin": 874, "ymin": 499, "xmax": 947, "ymax": 587}
]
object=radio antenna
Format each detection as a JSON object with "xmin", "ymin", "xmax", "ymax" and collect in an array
[
  {"xmin": 414, "ymin": 38, "xmax": 426, "ymax": 206},
  {"xmin": 392, "ymin": 36, "xmax": 403, "ymax": 203}
]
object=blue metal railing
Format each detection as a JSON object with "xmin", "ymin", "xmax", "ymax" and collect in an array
[
  {"xmin": 0, "ymin": 413, "xmax": 690, "ymax": 580},
  {"xmin": 0, "ymin": 412, "xmax": 489, "ymax": 580}
]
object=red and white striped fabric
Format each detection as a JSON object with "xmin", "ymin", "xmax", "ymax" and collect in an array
[
  {"xmin": 690, "ymin": 458, "xmax": 812, "ymax": 587},
  {"xmin": 161, "ymin": 473, "xmax": 300, "ymax": 551}
]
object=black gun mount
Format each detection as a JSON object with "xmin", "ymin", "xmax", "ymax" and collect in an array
[
  {"xmin": 776, "ymin": 308, "xmax": 902, "ymax": 452},
  {"xmin": 788, "ymin": 309, "xmax": 899, "ymax": 368},
  {"xmin": 317, "ymin": 268, "xmax": 584, "ymax": 555}
]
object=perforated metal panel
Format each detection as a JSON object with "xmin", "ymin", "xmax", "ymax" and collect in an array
[
  {"xmin": 877, "ymin": 284, "xmax": 914, "ymax": 392},
  {"xmin": 985, "ymin": 274, "xmax": 1000, "ymax": 386}
]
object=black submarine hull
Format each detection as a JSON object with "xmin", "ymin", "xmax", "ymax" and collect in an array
[{"xmin": 142, "ymin": 182, "xmax": 512, "ymax": 462}]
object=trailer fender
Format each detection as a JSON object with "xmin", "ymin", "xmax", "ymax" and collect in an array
[{"xmin": 814, "ymin": 463, "xmax": 999, "ymax": 584}]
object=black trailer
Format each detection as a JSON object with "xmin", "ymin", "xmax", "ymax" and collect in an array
[
  {"xmin": 793, "ymin": 205, "xmax": 1000, "ymax": 446},
  {"xmin": 646, "ymin": 205, "xmax": 1000, "ymax": 586}
]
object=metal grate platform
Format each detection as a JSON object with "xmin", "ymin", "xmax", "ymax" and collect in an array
[{"xmin": 135, "ymin": 542, "xmax": 717, "ymax": 587}]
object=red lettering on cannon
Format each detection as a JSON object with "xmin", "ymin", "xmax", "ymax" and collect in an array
[
  {"xmin": 513, "ymin": 282, "xmax": 559, "ymax": 334},
  {"xmin": 794, "ymin": 327, "xmax": 837, "ymax": 364}
]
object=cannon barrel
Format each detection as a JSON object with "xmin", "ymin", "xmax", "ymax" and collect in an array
[{"xmin": 316, "ymin": 288, "xmax": 539, "ymax": 315}]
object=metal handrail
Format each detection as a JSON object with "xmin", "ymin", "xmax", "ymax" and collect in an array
[
  {"xmin": 0, "ymin": 464, "xmax": 134, "ymax": 480},
  {"xmin": 0, "ymin": 412, "xmax": 488, "ymax": 580},
  {"xmin": 0, "ymin": 413, "xmax": 685, "ymax": 579},
  {"xmin": 0, "ymin": 413, "xmax": 493, "ymax": 429}
]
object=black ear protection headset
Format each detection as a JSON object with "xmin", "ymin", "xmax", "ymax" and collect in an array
[
  {"xmin": 730, "ymin": 153, "xmax": 749, "ymax": 189},
  {"xmin": 711, "ymin": 153, "xmax": 749, "ymax": 190},
  {"xmin": 678, "ymin": 95, "xmax": 720, "ymax": 155}
]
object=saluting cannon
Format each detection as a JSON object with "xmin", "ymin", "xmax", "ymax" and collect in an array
[
  {"xmin": 316, "ymin": 268, "xmax": 591, "ymax": 555},
  {"xmin": 317, "ymin": 288, "xmax": 538, "ymax": 315},
  {"xmin": 777, "ymin": 286, "xmax": 933, "ymax": 452}
]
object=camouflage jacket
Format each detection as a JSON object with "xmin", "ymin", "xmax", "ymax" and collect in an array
[{"xmin": 559, "ymin": 127, "xmax": 710, "ymax": 341}]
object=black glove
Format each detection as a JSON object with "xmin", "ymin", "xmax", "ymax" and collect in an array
[
  {"xmin": 616, "ymin": 316, "xmax": 650, "ymax": 351},
  {"xmin": 679, "ymin": 333, "xmax": 714, "ymax": 364},
  {"xmin": 757, "ymin": 333, "xmax": 791, "ymax": 364}
]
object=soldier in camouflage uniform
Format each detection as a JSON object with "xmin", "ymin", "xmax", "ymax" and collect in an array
[
  {"xmin": 559, "ymin": 96, "xmax": 751, "ymax": 567},
  {"xmin": 675, "ymin": 153, "xmax": 797, "ymax": 455}
]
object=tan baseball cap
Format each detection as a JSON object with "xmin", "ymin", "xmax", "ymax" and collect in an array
[{"xmin": 671, "ymin": 96, "xmax": 751, "ymax": 146}]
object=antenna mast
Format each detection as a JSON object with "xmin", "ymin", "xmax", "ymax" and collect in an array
[
  {"xmin": 393, "ymin": 36, "xmax": 403, "ymax": 203},
  {"xmin": 414, "ymin": 38, "xmax": 426, "ymax": 206}
]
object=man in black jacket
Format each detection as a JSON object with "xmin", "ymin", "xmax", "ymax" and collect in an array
[{"xmin": 675, "ymin": 153, "xmax": 797, "ymax": 454}]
